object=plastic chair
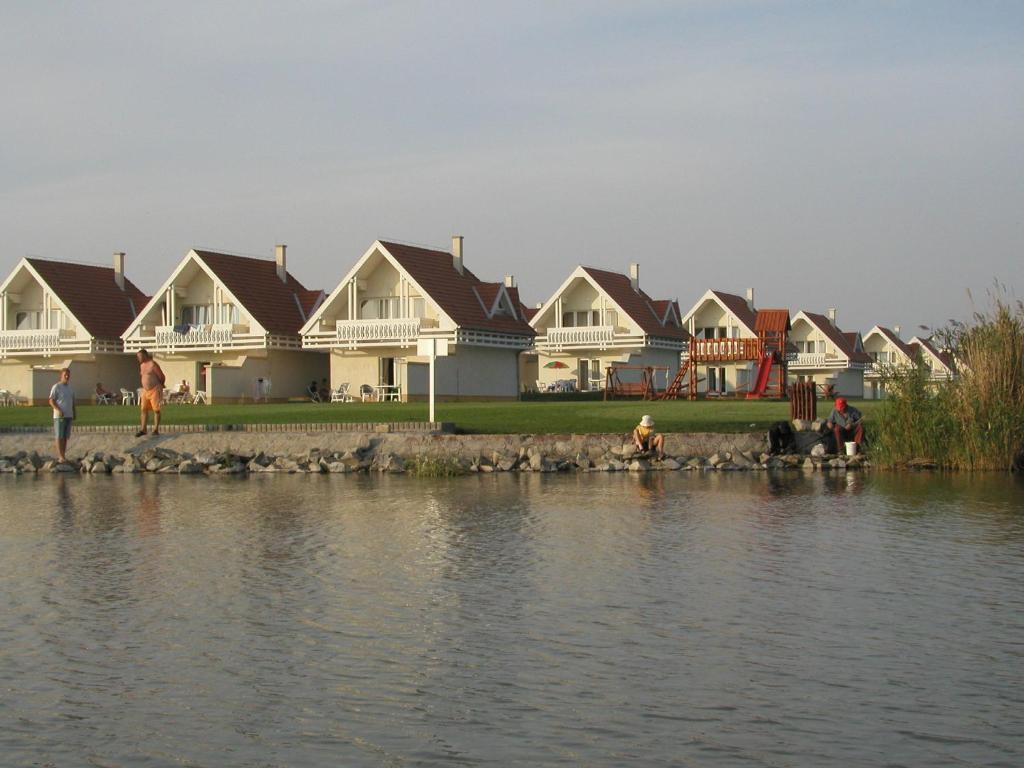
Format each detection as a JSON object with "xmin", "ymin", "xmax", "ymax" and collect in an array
[
  {"xmin": 120, "ymin": 388, "xmax": 135, "ymax": 405},
  {"xmin": 331, "ymin": 383, "xmax": 353, "ymax": 403},
  {"xmin": 359, "ymin": 384, "xmax": 375, "ymax": 402}
]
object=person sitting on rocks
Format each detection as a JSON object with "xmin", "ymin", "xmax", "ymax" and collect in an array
[
  {"xmin": 633, "ymin": 414, "xmax": 666, "ymax": 460},
  {"xmin": 826, "ymin": 397, "xmax": 864, "ymax": 452}
]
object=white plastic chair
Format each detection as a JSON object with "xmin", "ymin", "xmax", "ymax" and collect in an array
[
  {"xmin": 120, "ymin": 388, "xmax": 135, "ymax": 405},
  {"xmin": 331, "ymin": 383, "xmax": 353, "ymax": 403}
]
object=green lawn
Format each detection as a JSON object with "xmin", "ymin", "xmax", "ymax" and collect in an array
[{"xmin": 0, "ymin": 398, "xmax": 881, "ymax": 435}]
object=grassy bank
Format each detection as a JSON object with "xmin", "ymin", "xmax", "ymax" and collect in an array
[{"xmin": 0, "ymin": 398, "xmax": 880, "ymax": 435}]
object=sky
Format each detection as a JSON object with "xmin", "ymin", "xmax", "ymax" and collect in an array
[{"xmin": 1, "ymin": 0, "xmax": 1021, "ymax": 335}]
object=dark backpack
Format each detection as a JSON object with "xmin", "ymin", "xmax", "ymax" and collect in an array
[{"xmin": 768, "ymin": 421, "xmax": 795, "ymax": 455}]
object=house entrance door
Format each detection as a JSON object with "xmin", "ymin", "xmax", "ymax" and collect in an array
[{"xmin": 578, "ymin": 359, "xmax": 589, "ymax": 391}]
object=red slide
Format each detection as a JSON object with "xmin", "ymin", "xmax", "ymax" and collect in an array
[{"xmin": 745, "ymin": 352, "xmax": 773, "ymax": 399}]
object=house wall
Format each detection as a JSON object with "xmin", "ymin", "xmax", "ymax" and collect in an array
[
  {"xmin": 694, "ymin": 362, "xmax": 754, "ymax": 394},
  {"xmin": 689, "ymin": 302, "xmax": 751, "ymax": 338},
  {"xmin": 534, "ymin": 347, "xmax": 680, "ymax": 392},
  {"xmin": 204, "ymin": 350, "xmax": 328, "ymax": 403},
  {"xmin": 1, "ymin": 354, "xmax": 139, "ymax": 404},
  {"xmin": 330, "ymin": 346, "xmax": 520, "ymax": 400},
  {"xmin": 533, "ymin": 278, "xmax": 626, "ymax": 334}
]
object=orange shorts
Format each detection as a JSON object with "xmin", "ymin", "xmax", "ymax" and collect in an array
[{"xmin": 140, "ymin": 388, "xmax": 162, "ymax": 412}]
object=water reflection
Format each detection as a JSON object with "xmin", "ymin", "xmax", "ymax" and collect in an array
[{"xmin": 0, "ymin": 472, "xmax": 1022, "ymax": 766}]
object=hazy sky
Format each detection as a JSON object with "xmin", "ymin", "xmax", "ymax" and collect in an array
[{"xmin": 2, "ymin": 1, "xmax": 1021, "ymax": 334}]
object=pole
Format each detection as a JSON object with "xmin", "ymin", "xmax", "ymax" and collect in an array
[{"xmin": 429, "ymin": 343, "xmax": 436, "ymax": 423}]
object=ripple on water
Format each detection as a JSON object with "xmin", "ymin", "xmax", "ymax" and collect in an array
[{"xmin": 0, "ymin": 471, "xmax": 1022, "ymax": 766}]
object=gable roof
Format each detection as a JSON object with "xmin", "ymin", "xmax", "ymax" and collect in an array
[
  {"xmin": 910, "ymin": 336, "xmax": 955, "ymax": 372},
  {"xmin": 869, "ymin": 325, "xmax": 917, "ymax": 362},
  {"xmin": 24, "ymin": 258, "xmax": 148, "ymax": 339},
  {"xmin": 192, "ymin": 250, "xmax": 321, "ymax": 335},
  {"xmin": 797, "ymin": 311, "xmax": 872, "ymax": 364},
  {"xmin": 376, "ymin": 241, "xmax": 534, "ymax": 336},
  {"xmin": 683, "ymin": 290, "xmax": 759, "ymax": 336},
  {"xmin": 578, "ymin": 267, "xmax": 688, "ymax": 339}
]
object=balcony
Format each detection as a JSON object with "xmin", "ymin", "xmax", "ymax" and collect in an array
[
  {"xmin": 0, "ymin": 328, "xmax": 91, "ymax": 356},
  {"xmin": 684, "ymin": 337, "xmax": 763, "ymax": 362},
  {"xmin": 125, "ymin": 323, "xmax": 265, "ymax": 352},
  {"xmin": 545, "ymin": 325, "xmax": 615, "ymax": 347},
  {"xmin": 335, "ymin": 317, "xmax": 428, "ymax": 343}
]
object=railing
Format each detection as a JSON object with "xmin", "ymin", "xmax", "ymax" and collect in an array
[
  {"xmin": 335, "ymin": 317, "xmax": 424, "ymax": 342},
  {"xmin": 683, "ymin": 337, "xmax": 763, "ymax": 362},
  {"xmin": 545, "ymin": 325, "xmax": 615, "ymax": 346},
  {"xmin": 0, "ymin": 328, "xmax": 91, "ymax": 354},
  {"xmin": 125, "ymin": 323, "xmax": 268, "ymax": 352}
]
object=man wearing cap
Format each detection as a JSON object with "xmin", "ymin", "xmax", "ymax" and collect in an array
[
  {"xmin": 633, "ymin": 414, "xmax": 666, "ymax": 460},
  {"xmin": 826, "ymin": 397, "xmax": 864, "ymax": 452}
]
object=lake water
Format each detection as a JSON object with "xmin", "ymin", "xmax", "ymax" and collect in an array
[{"xmin": 1, "ymin": 472, "xmax": 1022, "ymax": 767}]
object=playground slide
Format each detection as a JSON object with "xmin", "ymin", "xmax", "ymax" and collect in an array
[{"xmin": 745, "ymin": 353, "xmax": 773, "ymax": 399}]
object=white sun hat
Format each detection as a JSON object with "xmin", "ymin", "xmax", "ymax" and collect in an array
[{"xmin": 640, "ymin": 415, "xmax": 654, "ymax": 427}]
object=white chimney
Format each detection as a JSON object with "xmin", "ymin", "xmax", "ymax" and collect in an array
[
  {"xmin": 535, "ymin": 302, "xmax": 542, "ymax": 309},
  {"xmin": 275, "ymin": 244, "xmax": 287, "ymax": 284},
  {"xmin": 746, "ymin": 287, "xmax": 754, "ymax": 311},
  {"xmin": 452, "ymin": 235, "xmax": 464, "ymax": 275},
  {"xmin": 629, "ymin": 263, "xmax": 640, "ymax": 292},
  {"xmin": 827, "ymin": 307, "xmax": 837, "ymax": 327},
  {"xmin": 113, "ymin": 252, "xmax": 126, "ymax": 291},
  {"xmin": 504, "ymin": 275, "xmax": 515, "ymax": 288},
  {"xmin": 894, "ymin": 325, "xmax": 901, "ymax": 338}
]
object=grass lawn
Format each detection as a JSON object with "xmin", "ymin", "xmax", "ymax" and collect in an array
[{"xmin": 0, "ymin": 398, "xmax": 882, "ymax": 435}]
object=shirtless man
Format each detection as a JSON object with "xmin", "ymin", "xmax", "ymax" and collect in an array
[{"xmin": 136, "ymin": 349, "xmax": 166, "ymax": 437}]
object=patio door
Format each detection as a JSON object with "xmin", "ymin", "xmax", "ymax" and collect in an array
[
  {"xmin": 577, "ymin": 359, "xmax": 589, "ymax": 391},
  {"xmin": 379, "ymin": 357, "xmax": 396, "ymax": 386}
]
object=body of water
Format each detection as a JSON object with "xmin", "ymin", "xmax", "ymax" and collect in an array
[{"xmin": 1, "ymin": 472, "xmax": 1022, "ymax": 767}]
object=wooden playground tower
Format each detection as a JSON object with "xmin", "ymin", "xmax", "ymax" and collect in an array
[{"xmin": 661, "ymin": 310, "xmax": 790, "ymax": 400}]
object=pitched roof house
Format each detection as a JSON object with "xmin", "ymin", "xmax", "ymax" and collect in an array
[
  {"xmin": 301, "ymin": 237, "xmax": 535, "ymax": 400},
  {"xmin": 528, "ymin": 264, "xmax": 687, "ymax": 392},
  {"xmin": 0, "ymin": 253, "xmax": 148, "ymax": 403},
  {"xmin": 121, "ymin": 245, "xmax": 328, "ymax": 402},
  {"xmin": 789, "ymin": 309, "xmax": 871, "ymax": 396},
  {"xmin": 680, "ymin": 289, "xmax": 790, "ymax": 396}
]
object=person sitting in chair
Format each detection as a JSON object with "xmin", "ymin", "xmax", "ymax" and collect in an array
[
  {"xmin": 307, "ymin": 380, "xmax": 322, "ymax": 402},
  {"xmin": 95, "ymin": 382, "xmax": 114, "ymax": 403},
  {"xmin": 826, "ymin": 396, "xmax": 864, "ymax": 451},
  {"xmin": 633, "ymin": 414, "xmax": 666, "ymax": 460}
]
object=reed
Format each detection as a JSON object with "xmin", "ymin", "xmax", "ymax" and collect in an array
[
  {"xmin": 876, "ymin": 293, "xmax": 1024, "ymax": 470},
  {"xmin": 405, "ymin": 455, "xmax": 466, "ymax": 477}
]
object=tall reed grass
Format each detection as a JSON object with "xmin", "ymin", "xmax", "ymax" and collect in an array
[{"xmin": 875, "ymin": 294, "xmax": 1024, "ymax": 470}]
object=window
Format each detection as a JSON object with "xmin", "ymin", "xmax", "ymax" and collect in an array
[
  {"xmin": 360, "ymin": 298, "xmax": 400, "ymax": 320},
  {"xmin": 561, "ymin": 310, "xmax": 600, "ymax": 327},
  {"xmin": 181, "ymin": 305, "xmax": 213, "ymax": 325},
  {"xmin": 219, "ymin": 304, "xmax": 241, "ymax": 324},
  {"xmin": 15, "ymin": 311, "xmax": 41, "ymax": 330}
]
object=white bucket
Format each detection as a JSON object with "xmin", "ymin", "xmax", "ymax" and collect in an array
[{"xmin": 845, "ymin": 441, "xmax": 858, "ymax": 457}]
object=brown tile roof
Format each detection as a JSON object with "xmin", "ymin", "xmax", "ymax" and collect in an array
[
  {"xmin": 842, "ymin": 332, "xmax": 873, "ymax": 364},
  {"xmin": 379, "ymin": 242, "xmax": 534, "ymax": 336},
  {"xmin": 194, "ymin": 250, "xmax": 319, "ymax": 335},
  {"xmin": 26, "ymin": 258, "xmax": 149, "ymax": 339},
  {"xmin": 474, "ymin": 283, "xmax": 502, "ymax": 314},
  {"xmin": 911, "ymin": 337, "xmax": 955, "ymax": 371},
  {"xmin": 710, "ymin": 290, "xmax": 758, "ymax": 334},
  {"xmin": 802, "ymin": 311, "xmax": 872, "ymax": 364},
  {"xmin": 581, "ymin": 267, "xmax": 688, "ymax": 339},
  {"xmin": 875, "ymin": 326, "xmax": 917, "ymax": 362}
]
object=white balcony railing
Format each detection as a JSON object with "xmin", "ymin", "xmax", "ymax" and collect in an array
[
  {"xmin": 0, "ymin": 328, "xmax": 91, "ymax": 355},
  {"xmin": 155, "ymin": 324, "xmax": 239, "ymax": 347},
  {"xmin": 335, "ymin": 317, "xmax": 424, "ymax": 343},
  {"xmin": 545, "ymin": 325, "xmax": 615, "ymax": 346}
]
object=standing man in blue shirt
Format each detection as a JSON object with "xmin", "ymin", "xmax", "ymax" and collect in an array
[{"xmin": 48, "ymin": 367, "xmax": 76, "ymax": 463}]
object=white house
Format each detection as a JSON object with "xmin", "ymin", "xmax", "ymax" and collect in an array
[
  {"xmin": 861, "ymin": 326, "xmax": 917, "ymax": 399},
  {"xmin": 527, "ymin": 264, "xmax": 687, "ymax": 392},
  {"xmin": 908, "ymin": 335, "xmax": 956, "ymax": 383},
  {"xmin": 681, "ymin": 289, "xmax": 790, "ymax": 397},
  {"xmin": 121, "ymin": 246, "xmax": 327, "ymax": 403},
  {"xmin": 788, "ymin": 309, "xmax": 871, "ymax": 396},
  {"xmin": 0, "ymin": 254, "xmax": 147, "ymax": 404},
  {"xmin": 301, "ymin": 237, "xmax": 535, "ymax": 401}
]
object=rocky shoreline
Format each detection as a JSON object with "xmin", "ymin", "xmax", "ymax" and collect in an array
[{"xmin": 0, "ymin": 427, "xmax": 877, "ymax": 476}]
